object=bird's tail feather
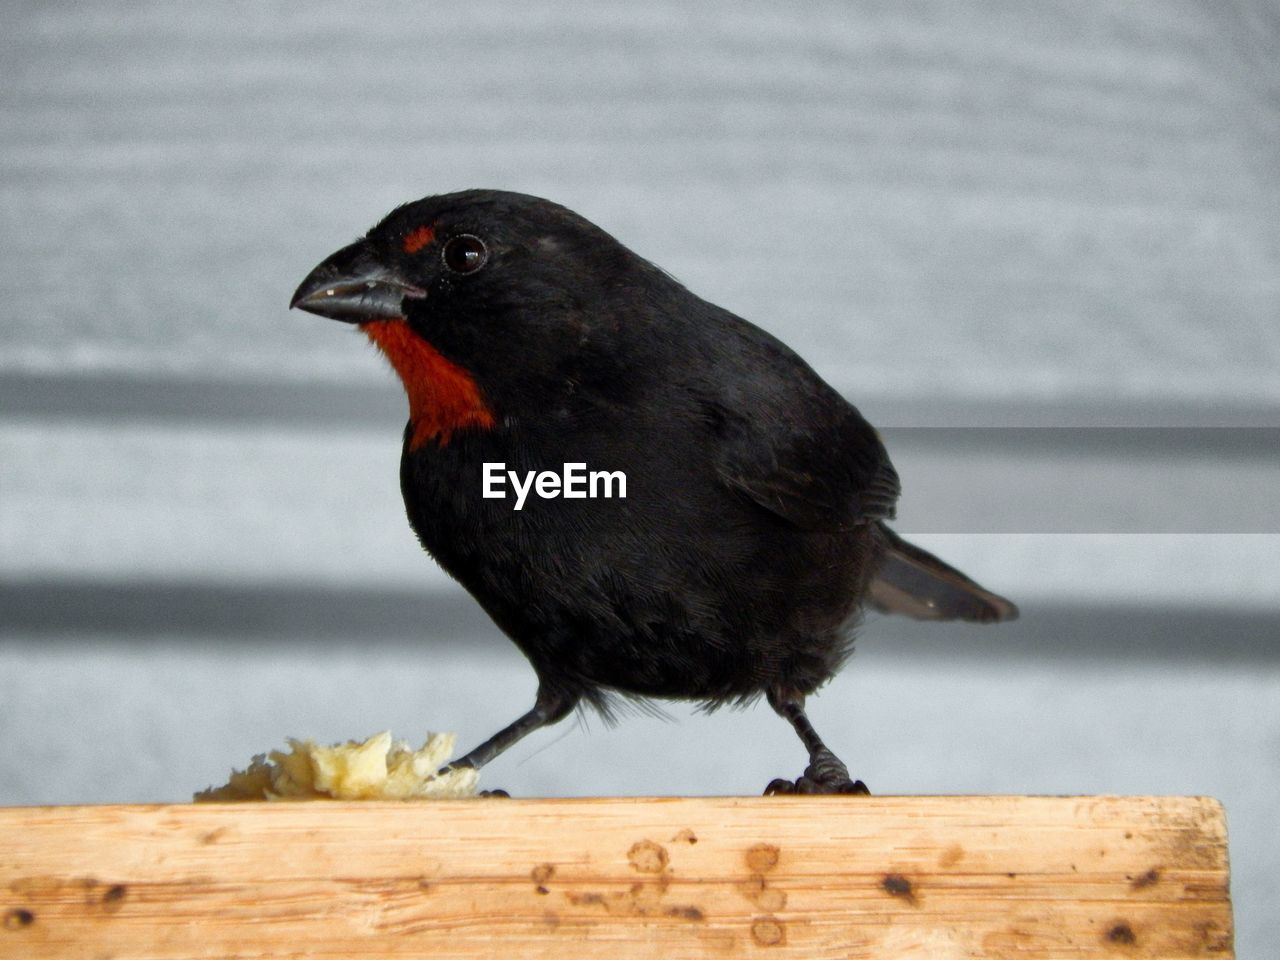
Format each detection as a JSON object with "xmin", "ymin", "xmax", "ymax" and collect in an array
[{"xmin": 867, "ymin": 524, "xmax": 1019, "ymax": 623}]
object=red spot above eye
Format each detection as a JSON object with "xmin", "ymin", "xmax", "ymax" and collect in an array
[{"xmin": 403, "ymin": 225, "xmax": 436, "ymax": 254}]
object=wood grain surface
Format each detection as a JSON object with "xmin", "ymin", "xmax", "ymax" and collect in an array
[{"xmin": 0, "ymin": 796, "xmax": 1232, "ymax": 958}]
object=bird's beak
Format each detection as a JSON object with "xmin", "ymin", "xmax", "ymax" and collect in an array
[{"xmin": 290, "ymin": 240, "xmax": 426, "ymax": 323}]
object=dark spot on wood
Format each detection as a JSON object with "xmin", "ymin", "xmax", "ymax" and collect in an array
[
  {"xmin": 1007, "ymin": 872, "xmax": 1017, "ymax": 879},
  {"xmin": 568, "ymin": 892, "xmax": 605, "ymax": 907},
  {"xmin": 199, "ymin": 827, "xmax": 229, "ymax": 845},
  {"xmin": 417, "ymin": 878, "xmax": 433, "ymax": 893},
  {"xmin": 1107, "ymin": 922, "xmax": 1137, "ymax": 945},
  {"xmin": 3, "ymin": 908, "xmax": 35, "ymax": 930},
  {"xmin": 101, "ymin": 884, "xmax": 128, "ymax": 913},
  {"xmin": 736, "ymin": 876, "xmax": 787, "ymax": 911},
  {"xmin": 73, "ymin": 877, "xmax": 101, "ymax": 906},
  {"xmin": 628, "ymin": 840, "xmax": 668, "ymax": 874},
  {"xmin": 671, "ymin": 828, "xmax": 698, "ymax": 845},
  {"xmin": 882, "ymin": 873, "xmax": 917, "ymax": 904},
  {"xmin": 536, "ymin": 885, "xmax": 549, "ymax": 895},
  {"xmin": 751, "ymin": 918, "xmax": 785, "ymax": 946},
  {"xmin": 1197, "ymin": 920, "xmax": 1232, "ymax": 954},
  {"xmin": 666, "ymin": 905, "xmax": 704, "ymax": 921},
  {"xmin": 745, "ymin": 843, "xmax": 779, "ymax": 873},
  {"xmin": 1124, "ymin": 831, "xmax": 1133, "ymax": 839},
  {"xmin": 1130, "ymin": 868, "xmax": 1160, "ymax": 889},
  {"xmin": 531, "ymin": 863, "xmax": 555, "ymax": 885}
]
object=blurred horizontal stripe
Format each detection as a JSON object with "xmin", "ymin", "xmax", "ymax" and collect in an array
[
  {"xmin": 0, "ymin": 580, "xmax": 486, "ymax": 641},
  {"xmin": 4, "ymin": 371, "xmax": 1280, "ymax": 428},
  {"xmin": 2, "ymin": 582, "xmax": 1275, "ymax": 664},
  {"xmin": 886, "ymin": 428, "xmax": 1280, "ymax": 533},
  {"xmin": 2, "ymin": 419, "xmax": 1276, "ymax": 556}
]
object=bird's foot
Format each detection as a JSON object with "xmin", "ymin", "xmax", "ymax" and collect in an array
[
  {"xmin": 437, "ymin": 759, "xmax": 509, "ymax": 797},
  {"xmin": 763, "ymin": 775, "xmax": 869, "ymax": 795},
  {"xmin": 763, "ymin": 748, "xmax": 869, "ymax": 796}
]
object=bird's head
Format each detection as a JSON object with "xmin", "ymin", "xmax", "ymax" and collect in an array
[{"xmin": 291, "ymin": 190, "xmax": 664, "ymax": 447}]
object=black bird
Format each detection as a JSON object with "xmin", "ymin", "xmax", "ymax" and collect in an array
[{"xmin": 291, "ymin": 190, "xmax": 1017, "ymax": 793}]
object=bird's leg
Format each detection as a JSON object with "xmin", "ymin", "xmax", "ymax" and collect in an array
[
  {"xmin": 763, "ymin": 688, "xmax": 869, "ymax": 795},
  {"xmin": 443, "ymin": 685, "xmax": 577, "ymax": 776}
]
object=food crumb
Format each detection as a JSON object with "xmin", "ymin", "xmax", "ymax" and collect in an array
[{"xmin": 194, "ymin": 731, "xmax": 478, "ymax": 801}]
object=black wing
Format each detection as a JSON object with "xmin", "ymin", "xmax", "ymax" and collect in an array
[{"xmin": 711, "ymin": 389, "xmax": 900, "ymax": 531}]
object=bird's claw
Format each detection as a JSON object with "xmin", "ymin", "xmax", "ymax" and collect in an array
[
  {"xmin": 763, "ymin": 776, "xmax": 869, "ymax": 795},
  {"xmin": 764, "ymin": 749, "xmax": 870, "ymax": 795}
]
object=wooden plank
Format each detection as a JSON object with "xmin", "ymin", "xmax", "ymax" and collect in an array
[{"xmin": 0, "ymin": 796, "xmax": 1231, "ymax": 959}]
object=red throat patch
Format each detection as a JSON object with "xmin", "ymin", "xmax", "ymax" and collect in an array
[{"xmin": 361, "ymin": 320, "xmax": 495, "ymax": 449}]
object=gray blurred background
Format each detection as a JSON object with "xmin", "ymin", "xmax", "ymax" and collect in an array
[{"xmin": 1, "ymin": 0, "xmax": 1277, "ymax": 953}]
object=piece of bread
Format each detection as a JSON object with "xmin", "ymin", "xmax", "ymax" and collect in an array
[{"xmin": 195, "ymin": 731, "xmax": 478, "ymax": 801}]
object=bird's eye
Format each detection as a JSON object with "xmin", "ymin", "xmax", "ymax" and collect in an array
[{"xmin": 442, "ymin": 234, "xmax": 488, "ymax": 275}]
